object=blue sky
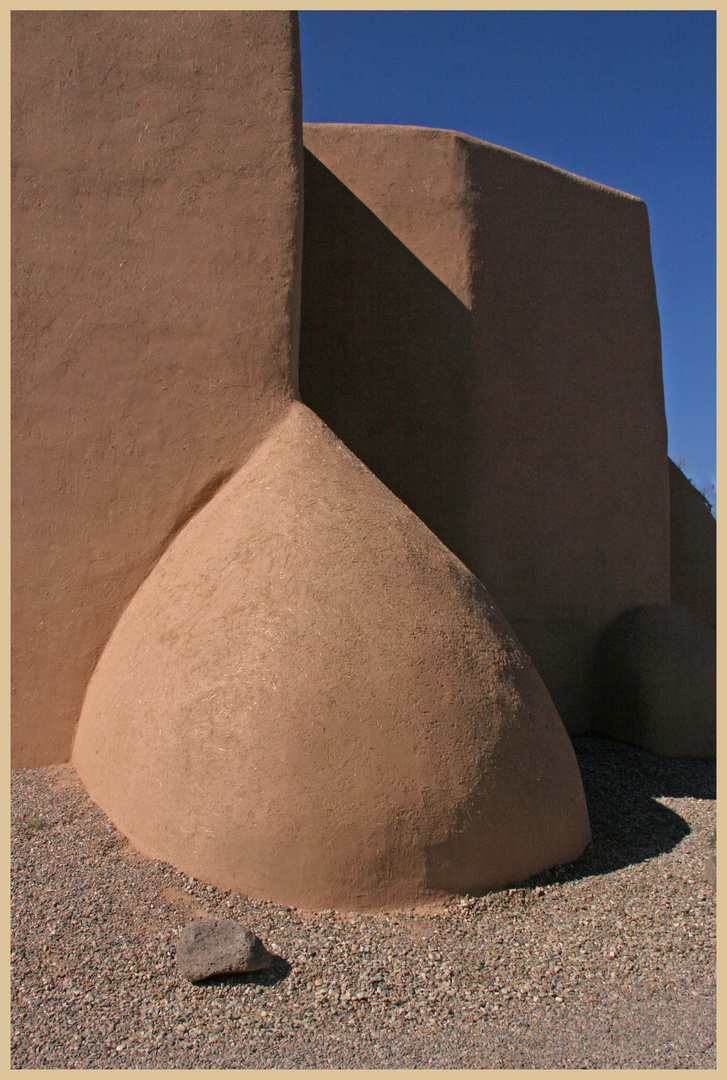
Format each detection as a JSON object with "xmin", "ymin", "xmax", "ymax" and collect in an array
[{"xmin": 299, "ymin": 10, "xmax": 716, "ymax": 504}]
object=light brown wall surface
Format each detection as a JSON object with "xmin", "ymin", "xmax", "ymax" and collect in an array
[
  {"xmin": 668, "ymin": 457, "xmax": 716, "ymax": 630},
  {"xmin": 301, "ymin": 123, "xmax": 671, "ymax": 733},
  {"xmin": 74, "ymin": 402, "xmax": 591, "ymax": 912},
  {"xmin": 302, "ymin": 126, "xmax": 476, "ymax": 306},
  {"xmin": 12, "ymin": 11, "xmax": 303, "ymax": 765}
]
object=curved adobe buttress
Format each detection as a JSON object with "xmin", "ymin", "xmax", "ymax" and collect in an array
[{"xmin": 73, "ymin": 402, "xmax": 591, "ymax": 912}]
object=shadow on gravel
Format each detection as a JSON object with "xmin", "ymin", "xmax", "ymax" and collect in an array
[
  {"xmin": 191, "ymin": 955, "xmax": 291, "ymax": 989},
  {"xmin": 526, "ymin": 734, "xmax": 716, "ymax": 888}
]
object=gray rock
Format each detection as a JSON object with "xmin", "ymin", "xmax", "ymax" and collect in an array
[
  {"xmin": 704, "ymin": 854, "xmax": 716, "ymax": 889},
  {"xmin": 176, "ymin": 919, "xmax": 274, "ymax": 982}
]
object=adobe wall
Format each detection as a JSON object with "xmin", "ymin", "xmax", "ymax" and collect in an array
[
  {"xmin": 17, "ymin": 13, "xmax": 591, "ymax": 909},
  {"xmin": 12, "ymin": 11, "xmax": 303, "ymax": 766},
  {"xmin": 301, "ymin": 123, "xmax": 671, "ymax": 733},
  {"xmin": 668, "ymin": 458, "xmax": 716, "ymax": 629},
  {"xmin": 592, "ymin": 602, "xmax": 715, "ymax": 759}
]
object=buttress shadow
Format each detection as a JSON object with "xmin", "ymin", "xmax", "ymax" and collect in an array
[
  {"xmin": 526, "ymin": 735, "xmax": 715, "ymax": 887},
  {"xmin": 300, "ymin": 148, "xmax": 480, "ymax": 572}
]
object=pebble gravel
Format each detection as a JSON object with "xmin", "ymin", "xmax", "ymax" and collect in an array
[{"xmin": 11, "ymin": 735, "xmax": 716, "ymax": 1069}]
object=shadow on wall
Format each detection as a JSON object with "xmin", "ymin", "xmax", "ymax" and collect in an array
[
  {"xmin": 299, "ymin": 141, "xmax": 671, "ymax": 736},
  {"xmin": 526, "ymin": 735, "xmax": 715, "ymax": 887},
  {"xmin": 300, "ymin": 148, "xmax": 480, "ymax": 570}
]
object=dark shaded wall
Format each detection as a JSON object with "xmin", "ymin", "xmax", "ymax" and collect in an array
[
  {"xmin": 12, "ymin": 11, "xmax": 303, "ymax": 765},
  {"xmin": 668, "ymin": 457, "xmax": 716, "ymax": 630},
  {"xmin": 300, "ymin": 149, "xmax": 477, "ymax": 566},
  {"xmin": 592, "ymin": 603, "xmax": 715, "ymax": 759},
  {"xmin": 300, "ymin": 123, "xmax": 671, "ymax": 733}
]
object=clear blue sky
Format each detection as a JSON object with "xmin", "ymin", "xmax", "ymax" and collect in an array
[{"xmin": 299, "ymin": 10, "xmax": 716, "ymax": 503}]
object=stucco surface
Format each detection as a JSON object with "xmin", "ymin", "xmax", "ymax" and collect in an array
[
  {"xmin": 592, "ymin": 604, "xmax": 716, "ymax": 759},
  {"xmin": 300, "ymin": 123, "xmax": 671, "ymax": 733},
  {"xmin": 73, "ymin": 403, "xmax": 591, "ymax": 911},
  {"xmin": 668, "ymin": 458, "xmax": 716, "ymax": 630},
  {"xmin": 12, "ymin": 11, "xmax": 303, "ymax": 765}
]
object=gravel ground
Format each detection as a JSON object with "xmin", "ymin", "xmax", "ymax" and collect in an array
[{"xmin": 12, "ymin": 735, "xmax": 716, "ymax": 1069}]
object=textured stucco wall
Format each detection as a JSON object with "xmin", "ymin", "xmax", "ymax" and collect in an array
[
  {"xmin": 301, "ymin": 123, "xmax": 671, "ymax": 733},
  {"xmin": 12, "ymin": 11, "xmax": 303, "ymax": 766}
]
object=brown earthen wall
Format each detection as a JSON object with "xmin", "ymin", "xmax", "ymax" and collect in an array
[
  {"xmin": 668, "ymin": 457, "xmax": 716, "ymax": 629},
  {"xmin": 300, "ymin": 123, "xmax": 671, "ymax": 733},
  {"xmin": 17, "ymin": 23, "xmax": 593, "ymax": 908},
  {"xmin": 12, "ymin": 11, "xmax": 303, "ymax": 766}
]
